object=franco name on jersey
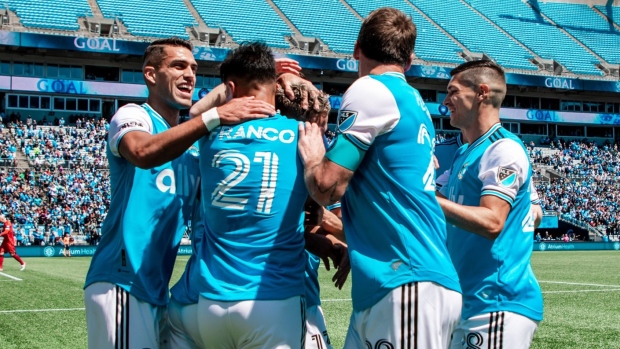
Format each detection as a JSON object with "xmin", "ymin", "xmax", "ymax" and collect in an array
[{"xmin": 208, "ymin": 124, "xmax": 296, "ymax": 144}]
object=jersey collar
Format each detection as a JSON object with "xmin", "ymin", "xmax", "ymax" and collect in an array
[
  {"xmin": 142, "ymin": 103, "xmax": 172, "ymax": 129},
  {"xmin": 464, "ymin": 123, "xmax": 502, "ymax": 156},
  {"xmin": 380, "ymin": 72, "xmax": 406, "ymax": 81}
]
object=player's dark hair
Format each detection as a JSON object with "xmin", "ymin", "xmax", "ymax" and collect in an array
[
  {"xmin": 276, "ymin": 84, "xmax": 330, "ymax": 121},
  {"xmin": 357, "ymin": 7, "xmax": 416, "ymax": 67},
  {"xmin": 220, "ymin": 42, "xmax": 276, "ymax": 84},
  {"xmin": 450, "ymin": 60, "xmax": 507, "ymax": 108},
  {"xmin": 142, "ymin": 37, "xmax": 193, "ymax": 70}
]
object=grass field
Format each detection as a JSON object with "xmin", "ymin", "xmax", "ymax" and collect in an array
[{"xmin": 0, "ymin": 251, "xmax": 619, "ymax": 348}]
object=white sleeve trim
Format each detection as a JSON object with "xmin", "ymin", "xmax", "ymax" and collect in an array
[
  {"xmin": 478, "ymin": 139, "xmax": 530, "ymax": 205},
  {"xmin": 337, "ymin": 76, "xmax": 400, "ymax": 147},
  {"xmin": 108, "ymin": 104, "xmax": 153, "ymax": 157},
  {"xmin": 436, "ymin": 169, "xmax": 450, "ymax": 189}
]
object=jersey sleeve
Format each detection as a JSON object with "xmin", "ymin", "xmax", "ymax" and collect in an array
[
  {"xmin": 436, "ymin": 169, "xmax": 450, "ymax": 190},
  {"xmin": 478, "ymin": 139, "xmax": 530, "ymax": 206},
  {"xmin": 530, "ymin": 182, "xmax": 540, "ymax": 205},
  {"xmin": 108, "ymin": 104, "xmax": 153, "ymax": 157},
  {"xmin": 335, "ymin": 76, "xmax": 400, "ymax": 150},
  {"xmin": 325, "ymin": 77, "xmax": 400, "ymax": 171}
]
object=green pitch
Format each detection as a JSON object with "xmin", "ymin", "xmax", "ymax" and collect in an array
[{"xmin": 0, "ymin": 251, "xmax": 619, "ymax": 348}]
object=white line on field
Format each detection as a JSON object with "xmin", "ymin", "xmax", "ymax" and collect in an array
[
  {"xmin": 543, "ymin": 288, "xmax": 620, "ymax": 294},
  {"xmin": 539, "ymin": 280, "xmax": 620, "ymax": 288},
  {"xmin": 0, "ymin": 307, "xmax": 85, "ymax": 314},
  {"xmin": 0, "ymin": 271, "xmax": 22, "ymax": 281},
  {"xmin": 321, "ymin": 298, "xmax": 352, "ymax": 302}
]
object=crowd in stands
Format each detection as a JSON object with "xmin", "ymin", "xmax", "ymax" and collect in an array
[
  {"xmin": 0, "ymin": 167, "xmax": 108, "ymax": 246},
  {"xmin": 8, "ymin": 118, "xmax": 108, "ymax": 168}
]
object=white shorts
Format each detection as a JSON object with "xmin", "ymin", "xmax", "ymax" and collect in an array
[
  {"xmin": 449, "ymin": 311, "xmax": 539, "ymax": 349},
  {"xmin": 168, "ymin": 299, "xmax": 203, "ymax": 349},
  {"xmin": 84, "ymin": 282, "xmax": 170, "ymax": 349},
  {"xmin": 197, "ymin": 295, "xmax": 306, "ymax": 349},
  {"xmin": 305, "ymin": 305, "xmax": 333, "ymax": 349},
  {"xmin": 344, "ymin": 282, "xmax": 462, "ymax": 349}
]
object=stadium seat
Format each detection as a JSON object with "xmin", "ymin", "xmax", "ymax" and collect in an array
[
  {"xmin": 272, "ymin": 0, "xmax": 361, "ymax": 53},
  {"xmin": 466, "ymin": 0, "xmax": 603, "ymax": 76},
  {"xmin": 345, "ymin": 0, "xmax": 464, "ymax": 64},
  {"xmin": 538, "ymin": 2, "xmax": 620, "ymax": 65},
  {"xmin": 411, "ymin": 0, "xmax": 537, "ymax": 71},
  {"xmin": 189, "ymin": 0, "xmax": 291, "ymax": 48},
  {"xmin": 97, "ymin": 0, "xmax": 196, "ymax": 39},
  {"xmin": 4, "ymin": 0, "xmax": 92, "ymax": 31}
]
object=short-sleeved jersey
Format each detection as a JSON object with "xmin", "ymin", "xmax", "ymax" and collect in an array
[
  {"xmin": 327, "ymin": 73, "xmax": 461, "ymax": 311},
  {"xmin": 435, "ymin": 134, "xmax": 464, "ymax": 182},
  {"xmin": 439, "ymin": 124, "xmax": 543, "ymax": 321},
  {"xmin": 1, "ymin": 221, "xmax": 15, "ymax": 245},
  {"xmin": 170, "ymin": 199, "xmax": 204, "ymax": 305},
  {"xmin": 198, "ymin": 114, "xmax": 307, "ymax": 301},
  {"xmin": 85, "ymin": 103, "xmax": 201, "ymax": 306}
]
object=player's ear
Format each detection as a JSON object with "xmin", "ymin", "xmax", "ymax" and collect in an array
[
  {"xmin": 224, "ymin": 80, "xmax": 235, "ymax": 101},
  {"xmin": 143, "ymin": 66, "xmax": 156, "ymax": 86},
  {"xmin": 477, "ymin": 84, "xmax": 490, "ymax": 103},
  {"xmin": 353, "ymin": 42, "xmax": 361, "ymax": 60},
  {"xmin": 404, "ymin": 53, "xmax": 414, "ymax": 72}
]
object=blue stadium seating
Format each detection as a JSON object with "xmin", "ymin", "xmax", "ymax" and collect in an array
[
  {"xmin": 273, "ymin": 0, "xmax": 361, "ymax": 53},
  {"xmin": 595, "ymin": 4, "xmax": 620, "ymax": 27},
  {"xmin": 345, "ymin": 0, "xmax": 464, "ymax": 64},
  {"xmin": 97, "ymin": 0, "xmax": 195, "ymax": 39},
  {"xmin": 411, "ymin": 0, "xmax": 536, "ymax": 71},
  {"xmin": 189, "ymin": 0, "xmax": 291, "ymax": 48},
  {"xmin": 467, "ymin": 0, "xmax": 603, "ymax": 76},
  {"xmin": 539, "ymin": 2, "xmax": 620, "ymax": 65},
  {"xmin": 4, "ymin": 0, "xmax": 92, "ymax": 31}
]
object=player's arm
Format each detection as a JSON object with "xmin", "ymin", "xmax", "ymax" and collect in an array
[
  {"xmin": 118, "ymin": 98, "xmax": 275, "ymax": 169},
  {"xmin": 530, "ymin": 181, "xmax": 543, "ymax": 228},
  {"xmin": 438, "ymin": 140, "xmax": 530, "ymax": 240},
  {"xmin": 321, "ymin": 206, "xmax": 344, "ymax": 242},
  {"xmin": 298, "ymin": 79, "xmax": 399, "ymax": 206}
]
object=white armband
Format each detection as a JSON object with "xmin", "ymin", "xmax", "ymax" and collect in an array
[{"xmin": 201, "ymin": 107, "xmax": 221, "ymax": 132}]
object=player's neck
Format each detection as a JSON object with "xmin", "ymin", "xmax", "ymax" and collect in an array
[
  {"xmin": 236, "ymin": 85, "xmax": 276, "ymax": 107},
  {"xmin": 145, "ymin": 97, "xmax": 181, "ymax": 127},
  {"xmin": 360, "ymin": 60, "xmax": 405, "ymax": 77},
  {"xmin": 461, "ymin": 110, "xmax": 500, "ymax": 144}
]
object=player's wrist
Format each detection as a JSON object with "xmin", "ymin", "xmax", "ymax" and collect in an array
[{"xmin": 201, "ymin": 107, "xmax": 220, "ymax": 132}]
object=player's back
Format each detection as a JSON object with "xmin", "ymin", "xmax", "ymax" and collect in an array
[
  {"xmin": 339, "ymin": 73, "xmax": 461, "ymax": 311},
  {"xmin": 198, "ymin": 114, "xmax": 307, "ymax": 301}
]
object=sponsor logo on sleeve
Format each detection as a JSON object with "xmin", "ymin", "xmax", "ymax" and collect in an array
[
  {"xmin": 118, "ymin": 121, "xmax": 144, "ymax": 131},
  {"xmin": 337, "ymin": 110, "xmax": 357, "ymax": 132},
  {"xmin": 497, "ymin": 167, "xmax": 517, "ymax": 187}
]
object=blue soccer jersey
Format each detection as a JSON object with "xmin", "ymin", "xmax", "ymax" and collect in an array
[
  {"xmin": 85, "ymin": 103, "xmax": 200, "ymax": 306},
  {"xmin": 325, "ymin": 73, "xmax": 461, "ymax": 311},
  {"xmin": 440, "ymin": 123, "xmax": 543, "ymax": 321},
  {"xmin": 305, "ymin": 251, "xmax": 321, "ymax": 308},
  {"xmin": 197, "ymin": 114, "xmax": 308, "ymax": 301},
  {"xmin": 435, "ymin": 134, "xmax": 464, "ymax": 182},
  {"xmin": 170, "ymin": 197, "xmax": 204, "ymax": 305}
]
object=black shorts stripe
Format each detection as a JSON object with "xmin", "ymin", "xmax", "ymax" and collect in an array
[
  {"xmin": 494, "ymin": 312, "xmax": 500, "ymax": 349},
  {"xmin": 414, "ymin": 283, "xmax": 419, "ymax": 349},
  {"xmin": 124, "ymin": 289, "xmax": 129, "ymax": 349},
  {"xmin": 487, "ymin": 312, "xmax": 494, "ymax": 349},
  {"xmin": 300, "ymin": 296, "xmax": 307, "ymax": 349},
  {"xmin": 499, "ymin": 312, "xmax": 505, "ymax": 349},
  {"xmin": 115, "ymin": 286, "xmax": 120, "ymax": 349},
  {"xmin": 401, "ymin": 284, "xmax": 406, "ymax": 349}
]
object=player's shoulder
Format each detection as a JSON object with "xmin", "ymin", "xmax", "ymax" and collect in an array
[{"xmin": 343, "ymin": 76, "xmax": 396, "ymax": 105}]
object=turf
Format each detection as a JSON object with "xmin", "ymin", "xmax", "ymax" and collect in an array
[{"xmin": 0, "ymin": 251, "xmax": 619, "ymax": 348}]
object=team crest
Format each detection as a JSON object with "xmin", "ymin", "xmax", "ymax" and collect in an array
[
  {"xmin": 188, "ymin": 145, "xmax": 200, "ymax": 158},
  {"xmin": 497, "ymin": 167, "xmax": 517, "ymax": 187},
  {"xmin": 337, "ymin": 110, "xmax": 358, "ymax": 132},
  {"xmin": 458, "ymin": 162, "xmax": 469, "ymax": 180}
]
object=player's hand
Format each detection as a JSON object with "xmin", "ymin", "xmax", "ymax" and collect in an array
[
  {"xmin": 304, "ymin": 197, "xmax": 324, "ymax": 227},
  {"xmin": 275, "ymin": 58, "xmax": 301, "ymax": 75},
  {"xmin": 217, "ymin": 96, "xmax": 275, "ymax": 125},
  {"xmin": 298, "ymin": 122, "xmax": 326, "ymax": 169},
  {"xmin": 278, "ymin": 73, "xmax": 321, "ymax": 112},
  {"xmin": 433, "ymin": 155, "xmax": 440, "ymax": 170},
  {"xmin": 332, "ymin": 244, "xmax": 350, "ymax": 289}
]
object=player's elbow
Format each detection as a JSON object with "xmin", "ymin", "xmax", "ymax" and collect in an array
[
  {"xmin": 484, "ymin": 221, "xmax": 505, "ymax": 240},
  {"xmin": 126, "ymin": 146, "xmax": 161, "ymax": 169}
]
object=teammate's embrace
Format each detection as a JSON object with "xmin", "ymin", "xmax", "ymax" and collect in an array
[
  {"xmin": 195, "ymin": 42, "xmax": 309, "ymax": 349},
  {"xmin": 436, "ymin": 60, "xmax": 543, "ymax": 349}
]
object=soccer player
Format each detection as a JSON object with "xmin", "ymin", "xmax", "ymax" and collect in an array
[
  {"xmin": 0, "ymin": 215, "xmax": 25, "ymax": 271},
  {"xmin": 436, "ymin": 60, "xmax": 543, "ymax": 349},
  {"xmin": 298, "ymin": 7, "xmax": 462, "ymax": 348},
  {"xmin": 83, "ymin": 37, "xmax": 274, "ymax": 349},
  {"xmin": 435, "ymin": 134, "xmax": 544, "ymax": 228},
  {"xmin": 195, "ymin": 42, "xmax": 311, "ymax": 348}
]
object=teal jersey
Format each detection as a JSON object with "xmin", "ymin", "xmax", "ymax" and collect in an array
[
  {"xmin": 198, "ymin": 115, "xmax": 307, "ymax": 301},
  {"xmin": 85, "ymin": 103, "xmax": 200, "ymax": 306},
  {"xmin": 304, "ymin": 251, "xmax": 321, "ymax": 308},
  {"xmin": 440, "ymin": 124, "xmax": 543, "ymax": 321},
  {"xmin": 327, "ymin": 73, "xmax": 461, "ymax": 311},
  {"xmin": 170, "ymin": 198, "xmax": 204, "ymax": 305},
  {"xmin": 435, "ymin": 134, "xmax": 464, "ymax": 182}
]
